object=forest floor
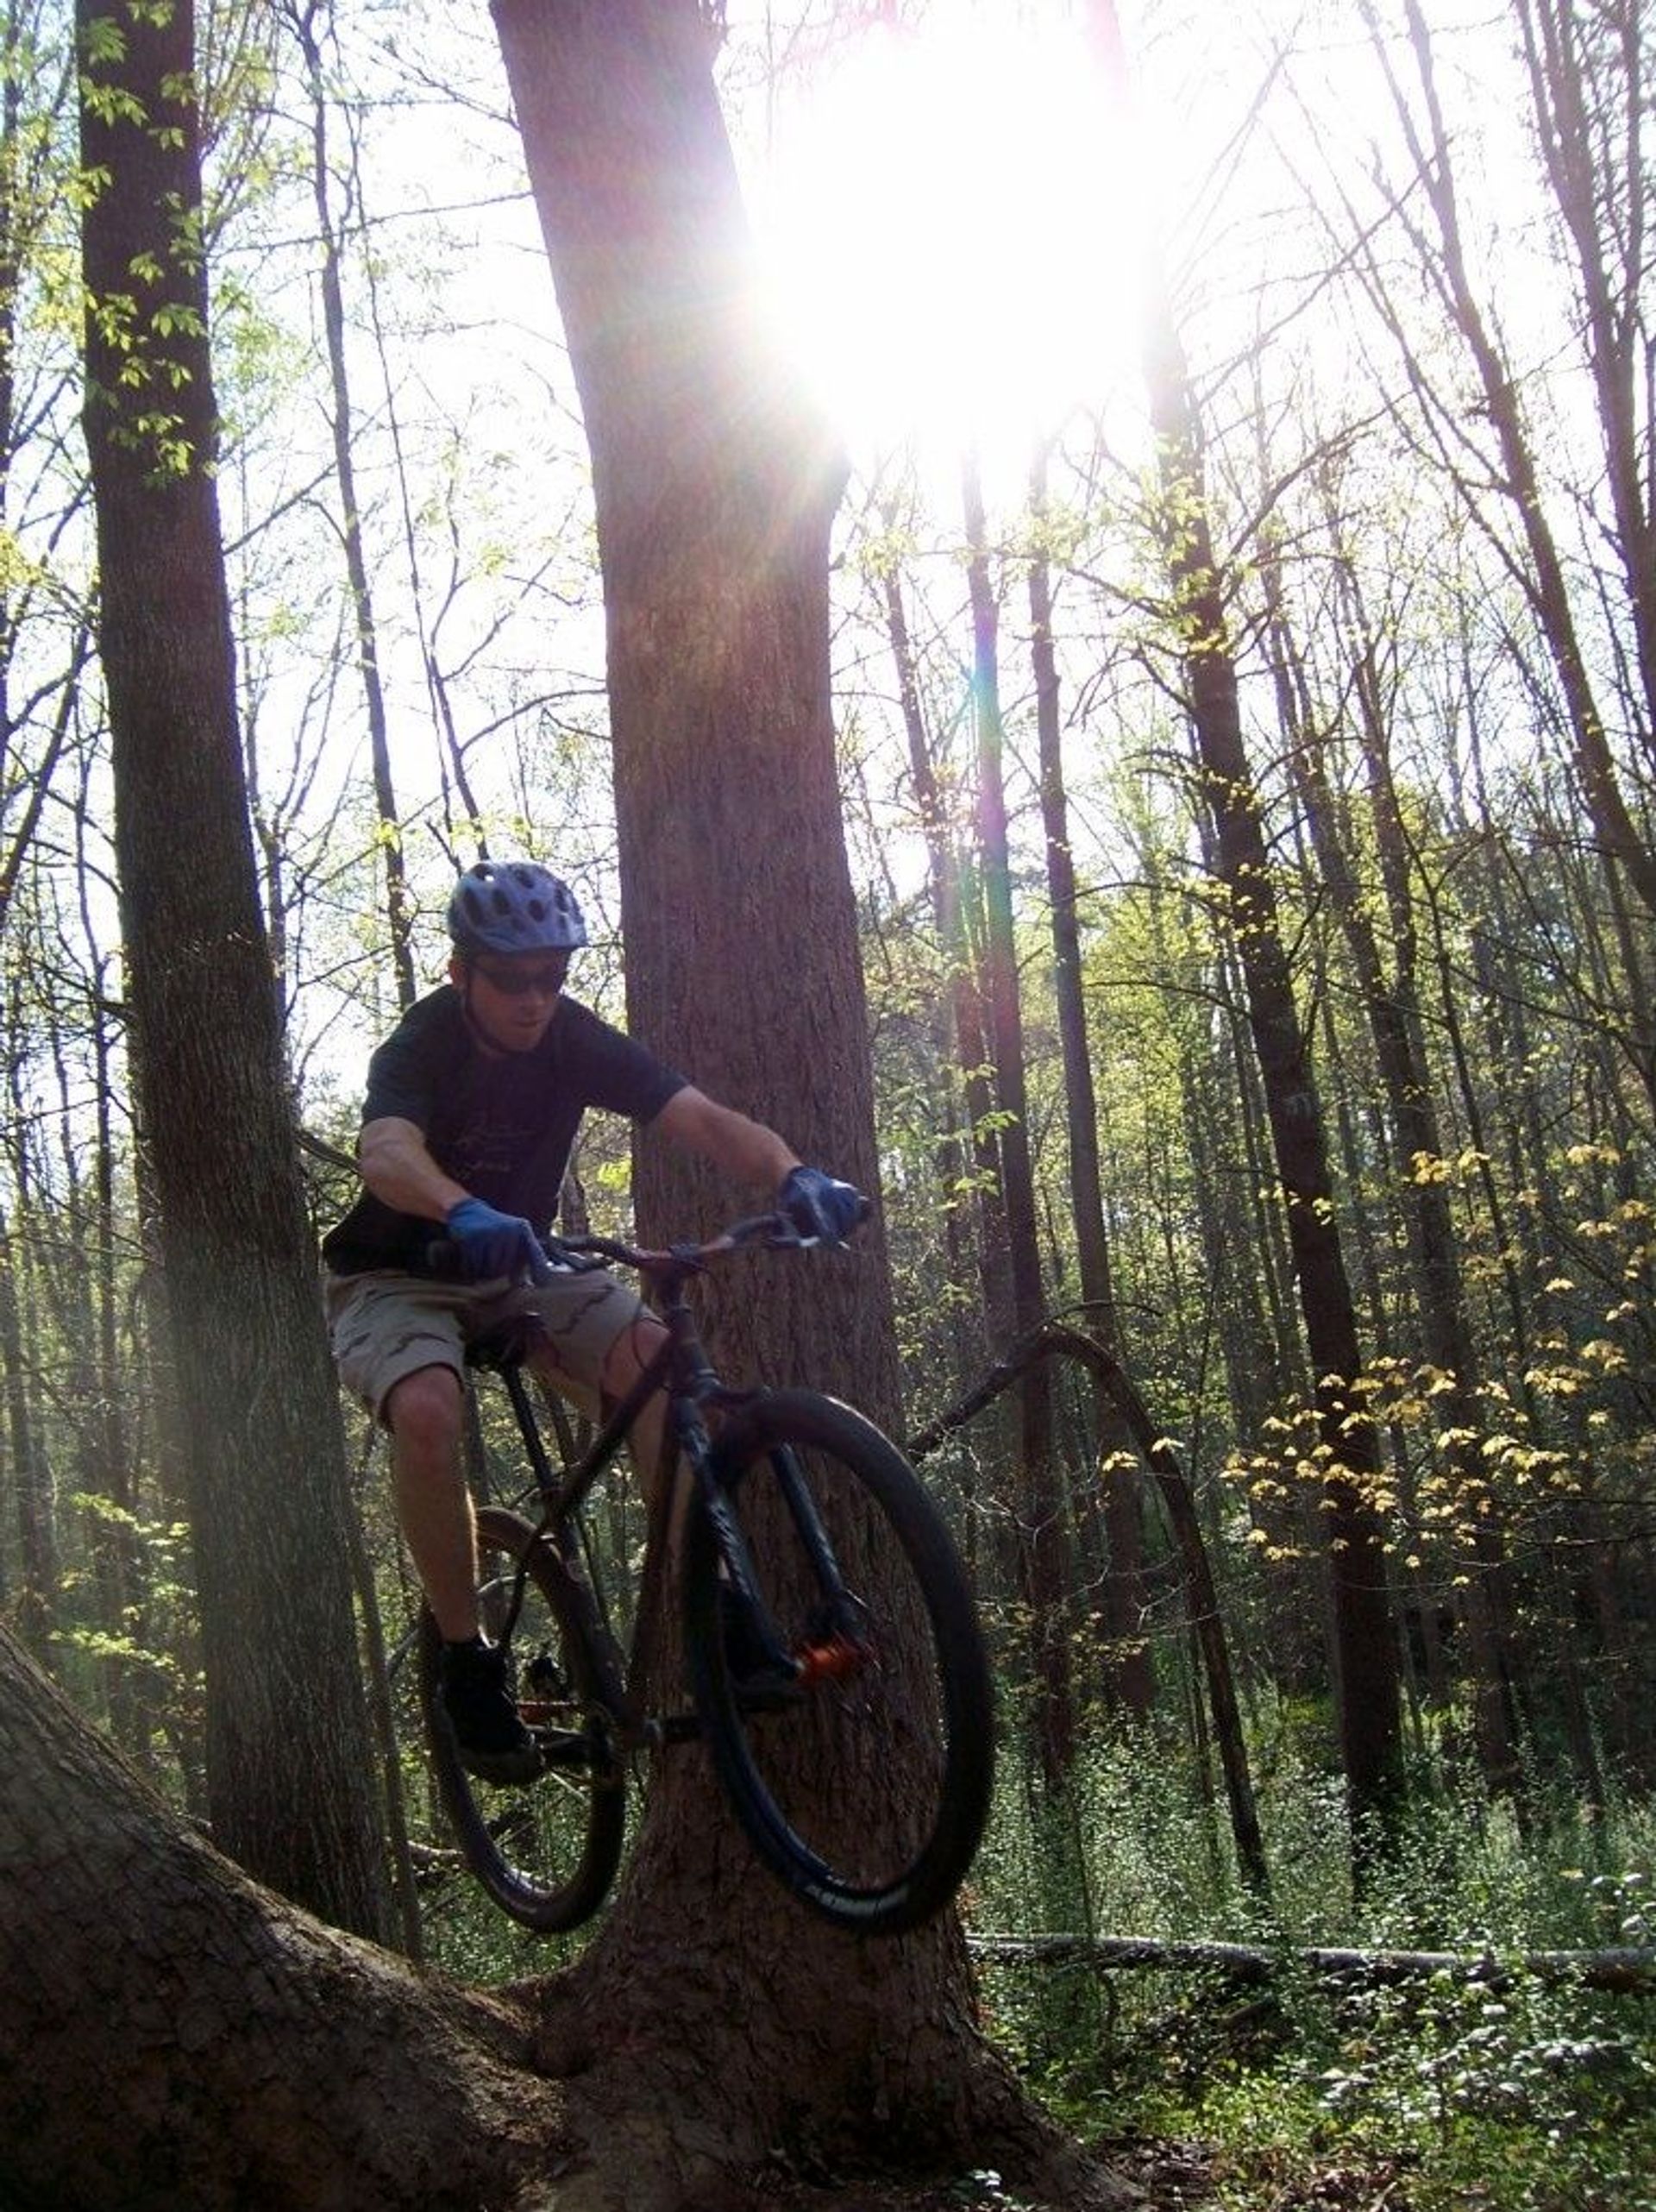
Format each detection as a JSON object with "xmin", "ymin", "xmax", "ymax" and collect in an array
[{"xmin": 750, "ymin": 2133, "xmax": 1412, "ymax": 2210}]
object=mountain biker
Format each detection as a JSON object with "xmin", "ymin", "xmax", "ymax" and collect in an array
[{"xmin": 322, "ymin": 857, "xmax": 864, "ymax": 1783}]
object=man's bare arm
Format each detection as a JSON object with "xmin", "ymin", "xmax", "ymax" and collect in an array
[
  {"xmin": 652, "ymin": 1086, "xmax": 800, "ymax": 1193},
  {"xmin": 357, "ymin": 1116, "xmax": 471, "ymax": 1222}
]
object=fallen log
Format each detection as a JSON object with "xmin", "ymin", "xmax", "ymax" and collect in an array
[{"xmin": 968, "ymin": 1932, "xmax": 1656, "ymax": 1994}]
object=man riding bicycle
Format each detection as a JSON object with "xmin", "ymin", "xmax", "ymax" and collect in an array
[{"xmin": 322, "ymin": 858, "xmax": 863, "ymax": 1783}]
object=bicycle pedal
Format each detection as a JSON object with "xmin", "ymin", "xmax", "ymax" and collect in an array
[{"xmin": 457, "ymin": 1739, "xmax": 545, "ymax": 1787}]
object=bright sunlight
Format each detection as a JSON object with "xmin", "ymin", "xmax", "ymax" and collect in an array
[{"xmin": 750, "ymin": 6, "xmax": 1141, "ymax": 475}]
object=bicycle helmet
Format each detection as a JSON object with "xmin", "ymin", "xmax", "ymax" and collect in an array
[{"xmin": 447, "ymin": 859, "xmax": 588, "ymax": 958}]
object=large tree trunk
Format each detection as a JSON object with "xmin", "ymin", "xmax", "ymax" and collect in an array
[
  {"xmin": 0, "ymin": 1580, "xmax": 1099, "ymax": 2212},
  {"xmin": 77, "ymin": 0, "xmax": 391, "ymax": 1939},
  {"xmin": 0, "ymin": 1624, "xmax": 568, "ymax": 2212},
  {"xmin": 488, "ymin": 4, "xmax": 1117, "ymax": 2203}
]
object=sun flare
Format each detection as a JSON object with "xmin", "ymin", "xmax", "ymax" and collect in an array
[{"xmin": 751, "ymin": 8, "xmax": 1139, "ymax": 477}]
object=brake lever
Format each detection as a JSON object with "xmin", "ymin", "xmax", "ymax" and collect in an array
[{"xmin": 760, "ymin": 1194, "xmax": 872, "ymax": 1253}]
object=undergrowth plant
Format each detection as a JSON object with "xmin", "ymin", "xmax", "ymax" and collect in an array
[{"xmin": 972, "ymin": 1732, "xmax": 1656, "ymax": 2209}]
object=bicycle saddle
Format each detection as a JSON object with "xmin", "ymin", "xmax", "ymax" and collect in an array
[{"xmin": 464, "ymin": 1309, "xmax": 549, "ymax": 1371}]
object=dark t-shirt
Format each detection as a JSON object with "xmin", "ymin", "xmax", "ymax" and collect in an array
[{"xmin": 320, "ymin": 985, "xmax": 687, "ymax": 1277}]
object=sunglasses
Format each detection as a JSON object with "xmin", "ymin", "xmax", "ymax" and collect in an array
[{"xmin": 471, "ymin": 959, "xmax": 569, "ymax": 998}]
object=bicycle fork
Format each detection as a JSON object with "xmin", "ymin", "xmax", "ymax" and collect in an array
[{"xmin": 690, "ymin": 1420, "xmax": 874, "ymax": 1687}]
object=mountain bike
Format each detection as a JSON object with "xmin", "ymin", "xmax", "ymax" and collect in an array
[{"xmin": 414, "ymin": 1212, "xmax": 994, "ymax": 1939}]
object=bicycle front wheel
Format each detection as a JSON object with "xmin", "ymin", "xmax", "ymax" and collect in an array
[
  {"xmin": 419, "ymin": 1505, "xmax": 625, "ymax": 1934},
  {"xmin": 684, "ymin": 1389, "xmax": 994, "ymax": 1935}
]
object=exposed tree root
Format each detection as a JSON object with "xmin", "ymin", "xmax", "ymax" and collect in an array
[{"xmin": 502, "ymin": 1823, "xmax": 1138, "ymax": 2212}]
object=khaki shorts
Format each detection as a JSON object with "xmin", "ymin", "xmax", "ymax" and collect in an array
[{"xmin": 324, "ymin": 1265, "xmax": 656, "ymax": 1424}]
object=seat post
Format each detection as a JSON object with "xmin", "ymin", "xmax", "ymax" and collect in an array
[{"xmin": 501, "ymin": 1360, "xmax": 561, "ymax": 1498}]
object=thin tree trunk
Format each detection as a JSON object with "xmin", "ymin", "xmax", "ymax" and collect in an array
[
  {"xmin": 1258, "ymin": 520, "xmax": 1521, "ymax": 1796},
  {"xmin": 963, "ymin": 450, "xmax": 1075, "ymax": 1782},
  {"xmin": 0, "ymin": 1203, "xmax": 52, "ymax": 1650},
  {"xmin": 1028, "ymin": 443, "xmax": 1151, "ymax": 1719},
  {"xmin": 1365, "ymin": 0, "xmax": 1656, "ymax": 934},
  {"xmin": 881, "ymin": 552, "xmax": 1000, "ymax": 1384},
  {"xmin": 491, "ymin": 5, "xmax": 1108, "ymax": 2197},
  {"xmin": 1513, "ymin": 0, "xmax": 1656, "ymax": 770},
  {"xmin": 1092, "ymin": 0, "xmax": 1405, "ymax": 1855},
  {"xmin": 288, "ymin": 0, "xmax": 416, "ymax": 1007}
]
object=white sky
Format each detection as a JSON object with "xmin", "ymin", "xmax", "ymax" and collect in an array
[{"xmin": 738, "ymin": 2, "xmax": 1147, "ymax": 492}]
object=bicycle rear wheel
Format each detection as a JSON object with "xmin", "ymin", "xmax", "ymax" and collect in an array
[
  {"xmin": 684, "ymin": 1389, "xmax": 994, "ymax": 1935},
  {"xmin": 419, "ymin": 1505, "xmax": 625, "ymax": 1933}
]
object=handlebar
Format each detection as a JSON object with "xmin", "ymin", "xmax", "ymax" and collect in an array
[
  {"xmin": 548, "ymin": 1206, "xmax": 861, "ymax": 1275},
  {"xmin": 427, "ymin": 1203, "xmax": 869, "ymax": 1285}
]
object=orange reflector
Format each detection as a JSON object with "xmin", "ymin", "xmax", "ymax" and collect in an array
[{"xmin": 796, "ymin": 1637, "xmax": 873, "ymax": 1684}]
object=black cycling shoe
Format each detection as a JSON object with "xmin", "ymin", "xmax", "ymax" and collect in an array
[
  {"xmin": 438, "ymin": 1636, "xmax": 543, "ymax": 1784},
  {"xmin": 717, "ymin": 1587, "xmax": 801, "ymax": 1710}
]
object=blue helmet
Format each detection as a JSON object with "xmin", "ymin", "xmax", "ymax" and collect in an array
[{"xmin": 447, "ymin": 859, "xmax": 588, "ymax": 958}]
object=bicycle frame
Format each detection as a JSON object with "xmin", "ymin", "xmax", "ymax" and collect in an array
[
  {"xmin": 481, "ymin": 1244, "xmax": 792, "ymax": 1746},
  {"xmin": 418, "ymin": 1210, "xmax": 994, "ymax": 1939}
]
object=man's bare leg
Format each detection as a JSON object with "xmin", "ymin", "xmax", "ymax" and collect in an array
[{"xmin": 386, "ymin": 1364, "xmax": 478, "ymax": 1641}]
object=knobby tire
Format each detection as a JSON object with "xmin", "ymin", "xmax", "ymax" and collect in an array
[
  {"xmin": 419, "ymin": 1505, "xmax": 625, "ymax": 1933},
  {"xmin": 684, "ymin": 1389, "xmax": 994, "ymax": 1935}
]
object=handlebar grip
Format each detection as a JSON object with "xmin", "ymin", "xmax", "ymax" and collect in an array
[
  {"xmin": 733, "ymin": 1198, "xmax": 872, "ymax": 1251},
  {"xmin": 425, "ymin": 1233, "xmax": 608, "ymax": 1279}
]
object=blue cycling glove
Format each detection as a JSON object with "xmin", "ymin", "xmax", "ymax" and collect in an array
[
  {"xmin": 778, "ymin": 1166, "xmax": 867, "ymax": 1244},
  {"xmin": 445, "ymin": 1197, "xmax": 553, "ymax": 1286}
]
